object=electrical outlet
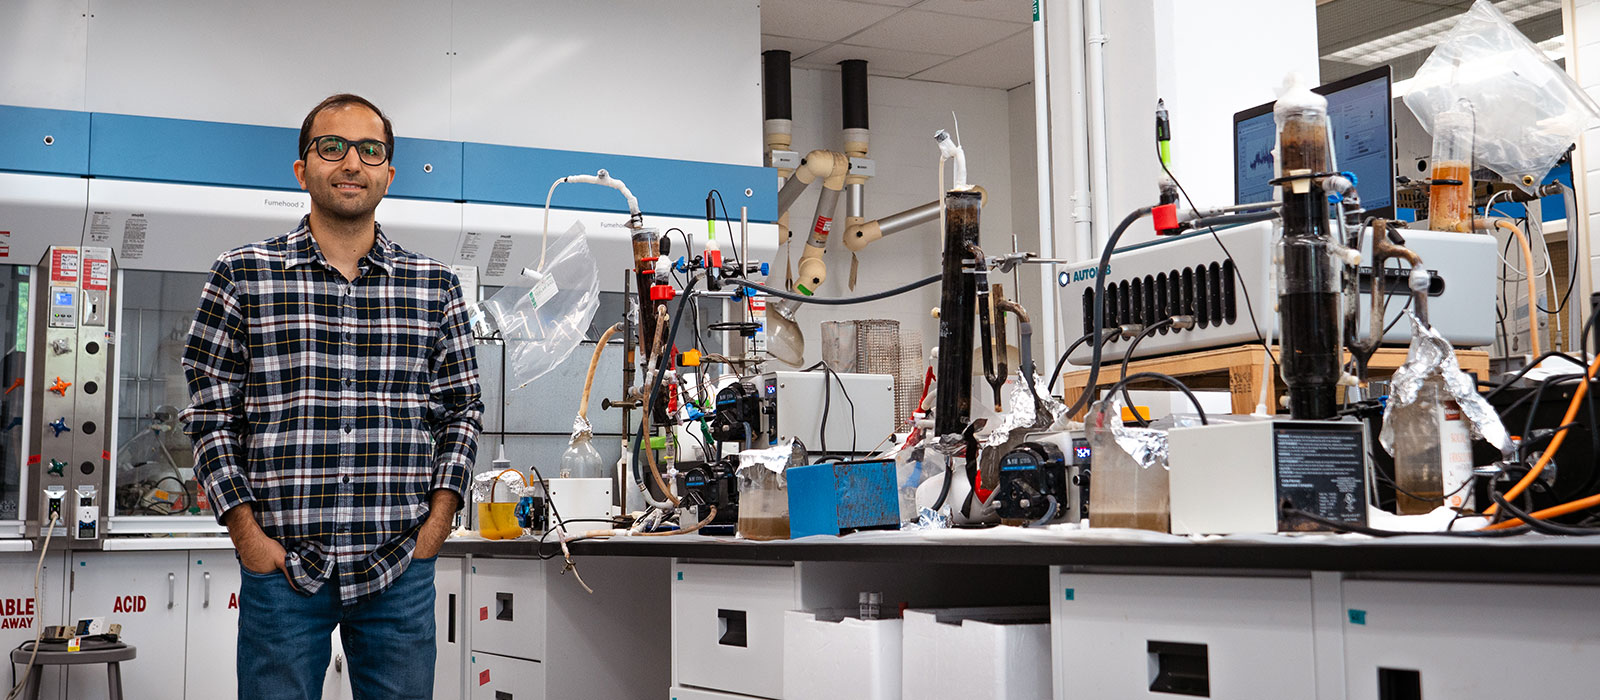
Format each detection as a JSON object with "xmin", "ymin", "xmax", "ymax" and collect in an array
[{"xmin": 44, "ymin": 487, "xmax": 66, "ymax": 522}]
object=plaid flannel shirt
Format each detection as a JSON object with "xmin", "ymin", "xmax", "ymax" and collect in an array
[{"xmin": 180, "ymin": 217, "xmax": 482, "ymax": 604}]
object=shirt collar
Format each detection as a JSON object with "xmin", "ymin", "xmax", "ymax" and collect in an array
[{"xmin": 284, "ymin": 215, "xmax": 395, "ymax": 275}]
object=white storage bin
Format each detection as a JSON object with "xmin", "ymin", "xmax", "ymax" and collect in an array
[
  {"xmin": 672, "ymin": 561, "xmax": 797, "ymax": 699},
  {"xmin": 782, "ymin": 609, "xmax": 902, "ymax": 700},
  {"xmin": 469, "ymin": 557, "xmax": 547, "ymax": 661},
  {"xmin": 901, "ymin": 607, "xmax": 1050, "ymax": 700}
]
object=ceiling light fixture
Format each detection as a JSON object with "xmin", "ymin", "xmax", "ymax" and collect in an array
[{"xmin": 1321, "ymin": 0, "xmax": 1559, "ymax": 67}]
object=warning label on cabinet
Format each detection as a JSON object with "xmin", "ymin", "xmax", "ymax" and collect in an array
[
  {"xmin": 1274, "ymin": 424, "xmax": 1367, "ymax": 530},
  {"xmin": 84, "ymin": 256, "xmax": 111, "ymax": 291},
  {"xmin": 121, "ymin": 215, "xmax": 148, "ymax": 261},
  {"xmin": 485, "ymin": 235, "xmax": 514, "ymax": 279},
  {"xmin": 51, "ymin": 249, "xmax": 79, "ymax": 283},
  {"xmin": 0, "ymin": 597, "xmax": 36, "ymax": 629}
]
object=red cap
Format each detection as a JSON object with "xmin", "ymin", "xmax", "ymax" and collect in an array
[
  {"xmin": 1152, "ymin": 203, "xmax": 1179, "ymax": 234},
  {"xmin": 650, "ymin": 285, "xmax": 676, "ymax": 301}
]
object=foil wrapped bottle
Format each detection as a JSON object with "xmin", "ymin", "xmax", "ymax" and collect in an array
[{"xmin": 1389, "ymin": 373, "xmax": 1475, "ymax": 514}]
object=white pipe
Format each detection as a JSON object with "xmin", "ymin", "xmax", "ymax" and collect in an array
[
  {"xmin": 1085, "ymin": 0, "xmax": 1111, "ymax": 255},
  {"xmin": 1064, "ymin": 0, "xmax": 1093, "ymax": 266},
  {"xmin": 1032, "ymin": 0, "xmax": 1059, "ymax": 374}
]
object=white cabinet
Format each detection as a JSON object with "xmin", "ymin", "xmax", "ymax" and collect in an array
[
  {"xmin": 1050, "ymin": 571, "xmax": 1319, "ymax": 700},
  {"xmin": 455, "ymin": 555, "xmax": 670, "ymax": 699},
  {"xmin": 1340, "ymin": 580, "xmax": 1600, "ymax": 698},
  {"xmin": 469, "ymin": 651, "xmax": 545, "ymax": 700},
  {"xmin": 183, "ymin": 554, "xmax": 240, "ymax": 699},
  {"xmin": 672, "ymin": 562, "xmax": 797, "ymax": 699},
  {"xmin": 436, "ymin": 556, "xmax": 466, "ymax": 700},
  {"xmin": 0, "ymin": 550, "xmax": 68, "ymax": 700},
  {"xmin": 66, "ymin": 551, "xmax": 189, "ymax": 700}
]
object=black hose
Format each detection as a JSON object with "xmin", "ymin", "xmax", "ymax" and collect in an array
[
  {"xmin": 1047, "ymin": 329, "xmax": 1106, "ymax": 393},
  {"xmin": 1489, "ymin": 489, "xmax": 1600, "ymax": 535},
  {"xmin": 738, "ymin": 274, "xmax": 939, "ymax": 305},
  {"xmin": 629, "ymin": 279, "xmax": 701, "ymax": 493},
  {"xmin": 1102, "ymin": 372, "xmax": 1210, "ymax": 425},
  {"xmin": 1118, "ymin": 317, "xmax": 1180, "ymax": 426},
  {"xmin": 1066, "ymin": 207, "xmax": 1153, "ymax": 418}
]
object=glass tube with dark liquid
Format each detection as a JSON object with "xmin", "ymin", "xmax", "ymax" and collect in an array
[{"xmin": 1275, "ymin": 88, "xmax": 1341, "ymax": 420}]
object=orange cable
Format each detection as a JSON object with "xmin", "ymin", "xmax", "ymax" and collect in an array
[
  {"xmin": 1495, "ymin": 219, "xmax": 1542, "ymax": 357},
  {"xmin": 1482, "ymin": 349, "xmax": 1600, "ymax": 522}
]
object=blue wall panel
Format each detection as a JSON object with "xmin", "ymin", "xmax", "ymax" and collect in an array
[
  {"xmin": 90, "ymin": 112, "xmax": 300, "ymax": 191},
  {"xmin": 0, "ymin": 105, "xmax": 91, "ymax": 176},
  {"xmin": 462, "ymin": 143, "xmax": 777, "ymax": 222},
  {"xmin": 389, "ymin": 137, "xmax": 463, "ymax": 201}
]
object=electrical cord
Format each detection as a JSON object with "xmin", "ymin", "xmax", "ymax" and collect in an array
[
  {"xmin": 1159, "ymin": 146, "xmax": 1278, "ymax": 368},
  {"xmin": 805, "ymin": 360, "xmax": 858, "ymax": 458},
  {"xmin": 738, "ymin": 275, "xmax": 940, "ymax": 305},
  {"xmin": 1482, "ymin": 351, "xmax": 1586, "ymax": 402},
  {"xmin": 1280, "ymin": 506, "xmax": 1530, "ymax": 538},
  {"xmin": 709, "ymin": 189, "xmax": 747, "ymax": 271},
  {"xmin": 1485, "ymin": 347, "xmax": 1600, "ymax": 517},
  {"xmin": 7, "ymin": 513, "xmax": 58, "ymax": 700}
]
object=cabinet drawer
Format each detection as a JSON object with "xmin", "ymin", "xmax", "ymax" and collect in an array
[
  {"xmin": 1051, "ymin": 571, "xmax": 1317, "ymax": 700},
  {"xmin": 469, "ymin": 558, "xmax": 546, "ymax": 661},
  {"xmin": 470, "ymin": 651, "xmax": 544, "ymax": 700},
  {"xmin": 1341, "ymin": 580, "xmax": 1600, "ymax": 699},
  {"xmin": 672, "ymin": 561, "xmax": 796, "ymax": 699}
]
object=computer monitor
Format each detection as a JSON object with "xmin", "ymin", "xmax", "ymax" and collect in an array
[{"xmin": 1233, "ymin": 66, "xmax": 1395, "ymax": 220}]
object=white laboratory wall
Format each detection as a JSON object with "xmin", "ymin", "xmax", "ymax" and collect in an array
[
  {"xmin": 1007, "ymin": 82, "xmax": 1045, "ymax": 352},
  {"xmin": 1099, "ymin": 0, "xmax": 1321, "ymax": 246},
  {"xmin": 1569, "ymin": 0, "xmax": 1600, "ymax": 314},
  {"xmin": 780, "ymin": 67, "xmax": 1016, "ymax": 370},
  {"xmin": 0, "ymin": 0, "xmax": 761, "ymax": 165}
]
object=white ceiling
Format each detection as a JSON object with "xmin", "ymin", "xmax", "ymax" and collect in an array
[{"xmin": 761, "ymin": 0, "xmax": 1035, "ymax": 90}]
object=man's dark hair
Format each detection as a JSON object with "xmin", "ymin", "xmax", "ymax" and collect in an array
[{"xmin": 297, "ymin": 93, "xmax": 395, "ymax": 162}]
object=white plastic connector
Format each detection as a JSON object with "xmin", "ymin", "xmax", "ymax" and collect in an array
[{"xmin": 934, "ymin": 129, "xmax": 967, "ymax": 190}]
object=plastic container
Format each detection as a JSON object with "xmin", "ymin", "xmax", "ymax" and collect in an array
[
  {"xmin": 1390, "ymin": 372, "xmax": 1475, "ymax": 514},
  {"xmin": 473, "ymin": 469, "xmax": 528, "ymax": 540},
  {"xmin": 1427, "ymin": 108, "xmax": 1475, "ymax": 233},
  {"xmin": 1085, "ymin": 402, "xmax": 1170, "ymax": 532},
  {"xmin": 738, "ymin": 465, "xmax": 791, "ymax": 540}
]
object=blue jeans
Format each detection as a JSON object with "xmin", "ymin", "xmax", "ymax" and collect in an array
[{"xmin": 237, "ymin": 555, "xmax": 437, "ymax": 700}]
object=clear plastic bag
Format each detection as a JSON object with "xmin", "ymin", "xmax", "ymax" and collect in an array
[
  {"xmin": 475, "ymin": 220, "xmax": 601, "ymax": 391},
  {"xmin": 1403, "ymin": 0, "xmax": 1600, "ymax": 193}
]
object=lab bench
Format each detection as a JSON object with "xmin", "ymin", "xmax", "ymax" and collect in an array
[
  {"xmin": 5, "ymin": 534, "xmax": 1598, "ymax": 699},
  {"xmin": 448, "ymin": 532, "xmax": 1600, "ymax": 700}
]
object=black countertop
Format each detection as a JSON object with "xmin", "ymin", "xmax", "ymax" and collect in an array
[{"xmin": 442, "ymin": 530, "xmax": 1600, "ymax": 580}]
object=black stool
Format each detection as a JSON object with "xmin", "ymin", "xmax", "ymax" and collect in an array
[{"xmin": 9, "ymin": 643, "xmax": 137, "ymax": 700}]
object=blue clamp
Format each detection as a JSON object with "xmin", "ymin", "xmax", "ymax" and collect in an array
[
  {"xmin": 49, "ymin": 417, "xmax": 71, "ymax": 437},
  {"xmin": 687, "ymin": 405, "xmax": 707, "ymax": 421},
  {"xmin": 760, "ymin": 262, "xmax": 770, "ymax": 276},
  {"xmin": 674, "ymin": 256, "xmax": 689, "ymax": 273}
]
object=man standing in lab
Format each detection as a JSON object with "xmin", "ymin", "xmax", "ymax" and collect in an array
[{"xmin": 181, "ymin": 94, "xmax": 482, "ymax": 699}]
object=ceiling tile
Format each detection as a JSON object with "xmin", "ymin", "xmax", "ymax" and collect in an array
[
  {"xmin": 908, "ymin": 29, "xmax": 1033, "ymax": 89},
  {"xmin": 914, "ymin": 0, "xmax": 1032, "ymax": 24},
  {"xmin": 794, "ymin": 43, "xmax": 953, "ymax": 77},
  {"xmin": 761, "ymin": 34, "xmax": 831, "ymax": 59},
  {"xmin": 844, "ymin": 8, "xmax": 1020, "ymax": 55},
  {"xmin": 761, "ymin": 0, "xmax": 902, "ymax": 42}
]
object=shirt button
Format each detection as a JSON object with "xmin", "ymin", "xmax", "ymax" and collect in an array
[
  {"xmin": 343, "ymin": 425, "xmax": 353, "ymax": 434},
  {"xmin": 342, "ymin": 476, "xmax": 351, "ymax": 484},
  {"xmin": 342, "ymin": 377, "xmax": 352, "ymax": 386}
]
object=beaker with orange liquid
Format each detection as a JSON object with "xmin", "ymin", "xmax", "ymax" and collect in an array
[{"xmin": 1427, "ymin": 109, "xmax": 1474, "ymax": 233}]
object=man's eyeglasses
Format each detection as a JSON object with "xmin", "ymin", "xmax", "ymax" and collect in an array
[{"xmin": 303, "ymin": 135, "xmax": 390, "ymax": 166}]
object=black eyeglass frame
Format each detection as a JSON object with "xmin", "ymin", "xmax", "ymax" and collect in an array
[{"xmin": 302, "ymin": 134, "xmax": 392, "ymax": 166}]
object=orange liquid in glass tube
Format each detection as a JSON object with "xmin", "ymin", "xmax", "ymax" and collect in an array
[{"xmin": 1428, "ymin": 161, "xmax": 1473, "ymax": 233}]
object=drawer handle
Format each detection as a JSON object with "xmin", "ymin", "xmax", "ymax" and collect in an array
[
  {"xmin": 717, "ymin": 609, "xmax": 747, "ymax": 647},
  {"xmin": 496, "ymin": 592, "xmax": 513, "ymax": 622},
  {"xmin": 1148, "ymin": 640, "xmax": 1208, "ymax": 697},
  {"xmin": 168, "ymin": 573, "xmax": 176, "ymax": 609},
  {"xmin": 495, "ymin": 692, "xmax": 513, "ymax": 700},
  {"xmin": 447, "ymin": 593, "xmax": 457, "ymax": 644},
  {"xmin": 203, "ymin": 571, "xmax": 211, "ymax": 608}
]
